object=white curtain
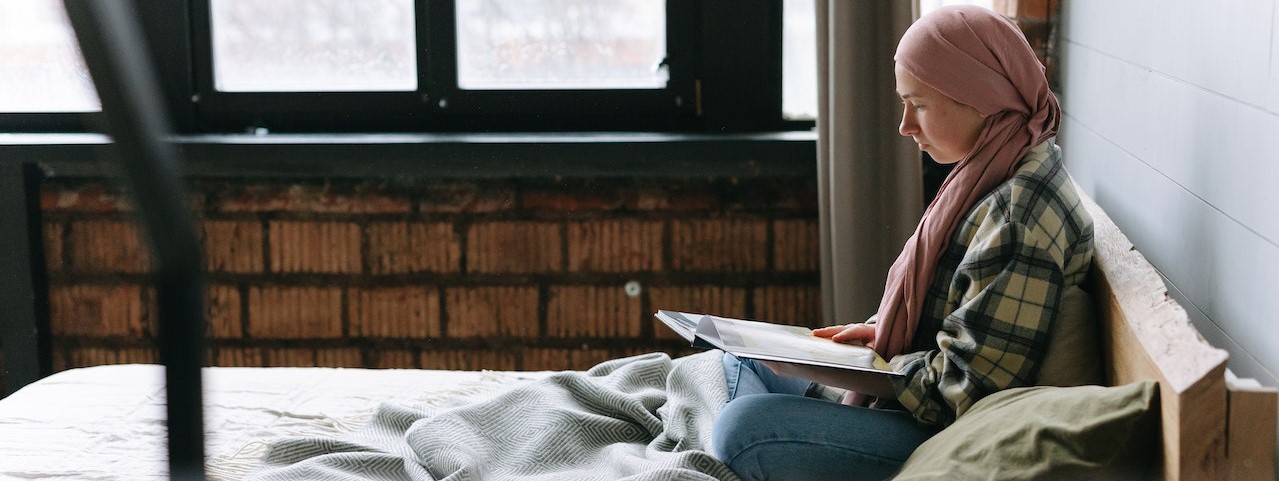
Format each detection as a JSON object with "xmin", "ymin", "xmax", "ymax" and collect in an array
[{"xmin": 815, "ymin": 1, "xmax": 922, "ymax": 325}]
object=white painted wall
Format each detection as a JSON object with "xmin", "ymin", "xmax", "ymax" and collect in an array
[{"xmin": 1058, "ymin": 0, "xmax": 1279, "ymax": 472}]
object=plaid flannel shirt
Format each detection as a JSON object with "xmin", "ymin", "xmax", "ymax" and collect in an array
[{"xmin": 886, "ymin": 139, "xmax": 1094, "ymax": 427}]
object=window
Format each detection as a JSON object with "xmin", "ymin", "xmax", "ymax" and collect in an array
[
  {"xmin": 455, "ymin": 0, "xmax": 668, "ymax": 91},
  {"xmin": 0, "ymin": 0, "xmax": 99, "ymax": 113},
  {"xmin": 6, "ymin": 0, "xmax": 815, "ymax": 134},
  {"xmin": 781, "ymin": 0, "xmax": 816, "ymax": 121},
  {"xmin": 209, "ymin": 0, "xmax": 418, "ymax": 93},
  {"xmin": 0, "ymin": 0, "xmax": 100, "ymax": 131},
  {"xmin": 193, "ymin": 0, "xmax": 708, "ymax": 132}
]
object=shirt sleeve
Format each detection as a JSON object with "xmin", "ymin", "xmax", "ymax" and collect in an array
[{"xmin": 886, "ymin": 219, "xmax": 1065, "ymax": 427}]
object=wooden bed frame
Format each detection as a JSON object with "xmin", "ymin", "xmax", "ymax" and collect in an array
[{"xmin": 1079, "ymin": 185, "xmax": 1277, "ymax": 481}]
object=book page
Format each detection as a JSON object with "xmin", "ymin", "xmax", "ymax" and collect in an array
[
  {"xmin": 707, "ymin": 316, "xmax": 897, "ymax": 375},
  {"xmin": 653, "ymin": 310, "xmax": 698, "ymax": 342}
]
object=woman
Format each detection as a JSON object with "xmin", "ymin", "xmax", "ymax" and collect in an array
[{"xmin": 709, "ymin": 6, "xmax": 1094, "ymax": 480}]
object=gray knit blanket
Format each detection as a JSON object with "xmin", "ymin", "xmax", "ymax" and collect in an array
[{"xmin": 246, "ymin": 351, "xmax": 739, "ymax": 481}]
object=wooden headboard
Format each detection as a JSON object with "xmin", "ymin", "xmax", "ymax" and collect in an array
[{"xmin": 1077, "ymin": 184, "xmax": 1277, "ymax": 481}]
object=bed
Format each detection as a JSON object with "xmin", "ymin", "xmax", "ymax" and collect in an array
[
  {"xmin": 0, "ymin": 364, "xmax": 544, "ymax": 480},
  {"xmin": 1, "ymin": 185, "xmax": 1274, "ymax": 481},
  {"xmin": 0, "ymin": 352, "xmax": 732, "ymax": 481}
]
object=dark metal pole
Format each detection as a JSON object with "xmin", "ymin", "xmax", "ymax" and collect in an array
[
  {"xmin": 0, "ymin": 162, "xmax": 51, "ymax": 397},
  {"xmin": 63, "ymin": 2, "xmax": 207, "ymax": 480}
]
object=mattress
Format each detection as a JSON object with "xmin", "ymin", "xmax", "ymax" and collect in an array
[{"xmin": 0, "ymin": 364, "xmax": 542, "ymax": 480}]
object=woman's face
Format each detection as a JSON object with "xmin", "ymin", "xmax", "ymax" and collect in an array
[{"xmin": 895, "ymin": 64, "xmax": 986, "ymax": 164}]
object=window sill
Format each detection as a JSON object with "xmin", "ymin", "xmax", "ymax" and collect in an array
[{"xmin": 0, "ymin": 131, "xmax": 817, "ymax": 179}]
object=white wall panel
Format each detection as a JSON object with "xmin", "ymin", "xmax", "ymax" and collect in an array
[
  {"xmin": 1061, "ymin": 116, "xmax": 1278, "ymax": 386},
  {"xmin": 1062, "ymin": 44, "xmax": 1279, "ymax": 244},
  {"xmin": 1270, "ymin": 5, "xmax": 1279, "ymax": 112},
  {"xmin": 1064, "ymin": 0, "xmax": 1275, "ymax": 109},
  {"xmin": 1163, "ymin": 272, "xmax": 1277, "ymax": 388},
  {"xmin": 1061, "ymin": 1, "xmax": 1159, "ymax": 66}
]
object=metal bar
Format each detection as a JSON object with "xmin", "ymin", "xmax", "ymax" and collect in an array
[
  {"xmin": 0, "ymin": 162, "xmax": 51, "ymax": 397},
  {"xmin": 63, "ymin": 2, "xmax": 207, "ymax": 480}
]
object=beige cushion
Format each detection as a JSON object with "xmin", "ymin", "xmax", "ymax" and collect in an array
[
  {"xmin": 1036, "ymin": 285, "xmax": 1104, "ymax": 387},
  {"xmin": 892, "ymin": 381, "xmax": 1160, "ymax": 481}
]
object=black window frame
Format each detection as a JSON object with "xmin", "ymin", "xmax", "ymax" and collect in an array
[
  {"xmin": 0, "ymin": 113, "xmax": 96, "ymax": 133},
  {"xmin": 4, "ymin": 0, "xmax": 813, "ymax": 135}
]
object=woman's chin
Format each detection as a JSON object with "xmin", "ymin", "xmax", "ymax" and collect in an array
[{"xmin": 927, "ymin": 150, "xmax": 963, "ymax": 165}]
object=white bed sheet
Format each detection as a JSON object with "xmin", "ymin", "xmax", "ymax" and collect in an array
[{"xmin": 0, "ymin": 364, "xmax": 541, "ymax": 480}]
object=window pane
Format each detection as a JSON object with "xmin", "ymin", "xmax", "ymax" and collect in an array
[
  {"xmin": 0, "ymin": 0, "xmax": 99, "ymax": 112},
  {"xmin": 210, "ymin": 0, "xmax": 416, "ymax": 92},
  {"xmin": 456, "ymin": 0, "xmax": 666, "ymax": 90},
  {"xmin": 782, "ymin": 0, "xmax": 816, "ymax": 120}
]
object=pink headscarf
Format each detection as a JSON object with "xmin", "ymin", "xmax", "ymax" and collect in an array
[{"xmin": 873, "ymin": 6, "xmax": 1060, "ymax": 359}]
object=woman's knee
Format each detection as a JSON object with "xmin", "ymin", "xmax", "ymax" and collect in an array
[
  {"xmin": 710, "ymin": 394, "xmax": 776, "ymax": 462},
  {"xmin": 711, "ymin": 395, "xmax": 928, "ymax": 481}
]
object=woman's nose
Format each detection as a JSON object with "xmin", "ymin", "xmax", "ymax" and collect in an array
[{"xmin": 899, "ymin": 109, "xmax": 917, "ymax": 137}]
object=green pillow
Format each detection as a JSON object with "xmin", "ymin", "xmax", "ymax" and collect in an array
[
  {"xmin": 1036, "ymin": 285, "xmax": 1104, "ymax": 387},
  {"xmin": 893, "ymin": 381, "xmax": 1160, "ymax": 481}
]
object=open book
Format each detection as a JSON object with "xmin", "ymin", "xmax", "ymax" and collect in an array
[{"xmin": 655, "ymin": 310, "xmax": 902, "ymax": 376}]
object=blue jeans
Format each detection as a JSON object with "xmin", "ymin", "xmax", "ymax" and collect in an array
[{"xmin": 711, "ymin": 354, "xmax": 935, "ymax": 481}]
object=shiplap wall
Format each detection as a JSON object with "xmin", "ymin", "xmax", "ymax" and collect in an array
[{"xmin": 1059, "ymin": 0, "xmax": 1278, "ymax": 466}]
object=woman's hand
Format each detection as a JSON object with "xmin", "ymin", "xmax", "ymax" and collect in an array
[{"xmin": 812, "ymin": 323, "xmax": 876, "ymax": 345}]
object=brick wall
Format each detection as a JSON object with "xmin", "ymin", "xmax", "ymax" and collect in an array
[{"xmin": 40, "ymin": 176, "xmax": 820, "ymax": 373}]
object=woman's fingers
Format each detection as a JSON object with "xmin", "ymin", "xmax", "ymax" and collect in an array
[
  {"xmin": 812, "ymin": 325, "xmax": 844, "ymax": 338},
  {"xmin": 813, "ymin": 323, "xmax": 876, "ymax": 344},
  {"xmin": 832, "ymin": 323, "xmax": 875, "ymax": 343}
]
